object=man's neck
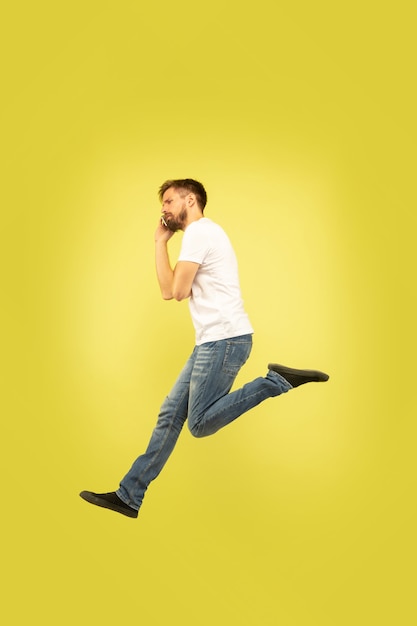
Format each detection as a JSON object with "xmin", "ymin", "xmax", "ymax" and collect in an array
[{"xmin": 183, "ymin": 211, "xmax": 204, "ymax": 230}]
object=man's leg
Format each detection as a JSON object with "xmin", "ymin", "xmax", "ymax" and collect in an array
[
  {"xmin": 80, "ymin": 350, "xmax": 196, "ymax": 516},
  {"xmin": 187, "ymin": 335, "xmax": 293, "ymax": 438}
]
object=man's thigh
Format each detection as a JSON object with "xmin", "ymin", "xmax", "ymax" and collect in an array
[{"xmin": 188, "ymin": 335, "xmax": 252, "ymax": 419}]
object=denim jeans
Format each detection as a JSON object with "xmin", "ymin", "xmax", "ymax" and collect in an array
[{"xmin": 117, "ymin": 334, "xmax": 292, "ymax": 510}]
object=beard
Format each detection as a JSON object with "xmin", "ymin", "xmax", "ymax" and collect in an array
[{"xmin": 166, "ymin": 205, "xmax": 188, "ymax": 232}]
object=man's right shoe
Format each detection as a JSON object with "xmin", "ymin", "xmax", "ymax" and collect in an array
[
  {"xmin": 79, "ymin": 490, "xmax": 138, "ymax": 518},
  {"xmin": 268, "ymin": 363, "xmax": 329, "ymax": 388}
]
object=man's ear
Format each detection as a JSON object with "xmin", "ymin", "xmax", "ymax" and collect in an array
[{"xmin": 187, "ymin": 193, "xmax": 196, "ymax": 207}]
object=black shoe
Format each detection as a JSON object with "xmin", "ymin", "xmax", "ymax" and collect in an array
[
  {"xmin": 79, "ymin": 491, "xmax": 138, "ymax": 518},
  {"xmin": 268, "ymin": 363, "xmax": 329, "ymax": 388}
]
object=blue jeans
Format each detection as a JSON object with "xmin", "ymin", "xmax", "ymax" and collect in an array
[{"xmin": 117, "ymin": 334, "xmax": 292, "ymax": 511}]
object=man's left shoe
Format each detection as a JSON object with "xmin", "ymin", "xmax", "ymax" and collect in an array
[
  {"xmin": 268, "ymin": 363, "xmax": 329, "ymax": 388},
  {"xmin": 79, "ymin": 490, "xmax": 138, "ymax": 518}
]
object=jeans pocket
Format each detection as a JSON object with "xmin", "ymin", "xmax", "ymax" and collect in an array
[{"xmin": 222, "ymin": 336, "xmax": 252, "ymax": 376}]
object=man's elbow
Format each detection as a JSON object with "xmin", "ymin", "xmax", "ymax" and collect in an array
[
  {"xmin": 160, "ymin": 287, "xmax": 173, "ymax": 300},
  {"xmin": 172, "ymin": 288, "xmax": 190, "ymax": 302}
]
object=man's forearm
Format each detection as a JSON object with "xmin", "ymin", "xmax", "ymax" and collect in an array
[{"xmin": 155, "ymin": 240, "xmax": 174, "ymax": 300}]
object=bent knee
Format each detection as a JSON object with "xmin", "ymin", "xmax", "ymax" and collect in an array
[{"xmin": 188, "ymin": 422, "xmax": 206, "ymax": 438}]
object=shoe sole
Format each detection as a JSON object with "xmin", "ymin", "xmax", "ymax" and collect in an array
[
  {"xmin": 268, "ymin": 363, "xmax": 329, "ymax": 382},
  {"xmin": 79, "ymin": 491, "xmax": 138, "ymax": 518}
]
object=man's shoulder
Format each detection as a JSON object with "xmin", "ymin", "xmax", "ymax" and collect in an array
[
  {"xmin": 189, "ymin": 217, "xmax": 214, "ymax": 229},
  {"xmin": 189, "ymin": 218, "xmax": 226, "ymax": 236}
]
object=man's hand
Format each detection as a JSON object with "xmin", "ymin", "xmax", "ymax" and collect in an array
[
  {"xmin": 155, "ymin": 218, "xmax": 174, "ymax": 243},
  {"xmin": 155, "ymin": 218, "xmax": 175, "ymax": 299},
  {"xmin": 154, "ymin": 217, "xmax": 199, "ymax": 301}
]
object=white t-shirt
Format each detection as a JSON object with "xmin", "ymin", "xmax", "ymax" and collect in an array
[{"xmin": 178, "ymin": 218, "xmax": 254, "ymax": 345}]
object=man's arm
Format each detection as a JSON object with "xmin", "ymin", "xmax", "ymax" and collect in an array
[{"xmin": 154, "ymin": 223, "xmax": 199, "ymax": 301}]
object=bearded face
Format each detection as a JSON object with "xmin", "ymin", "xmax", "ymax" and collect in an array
[{"xmin": 165, "ymin": 204, "xmax": 188, "ymax": 232}]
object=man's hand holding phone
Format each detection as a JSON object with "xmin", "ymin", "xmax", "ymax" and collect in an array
[{"xmin": 155, "ymin": 215, "xmax": 174, "ymax": 243}]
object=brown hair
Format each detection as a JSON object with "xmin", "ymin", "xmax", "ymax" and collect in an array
[{"xmin": 158, "ymin": 179, "xmax": 207, "ymax": 211}]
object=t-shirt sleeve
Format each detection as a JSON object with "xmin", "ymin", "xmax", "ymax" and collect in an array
[{"xmin": 178, "ymin": 225, "xmax": 209, "ymax": 264}]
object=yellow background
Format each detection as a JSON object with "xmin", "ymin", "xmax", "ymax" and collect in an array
[{"xmin": 1, "ymin": 1, "xmax": 415, "ymax": 624}]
